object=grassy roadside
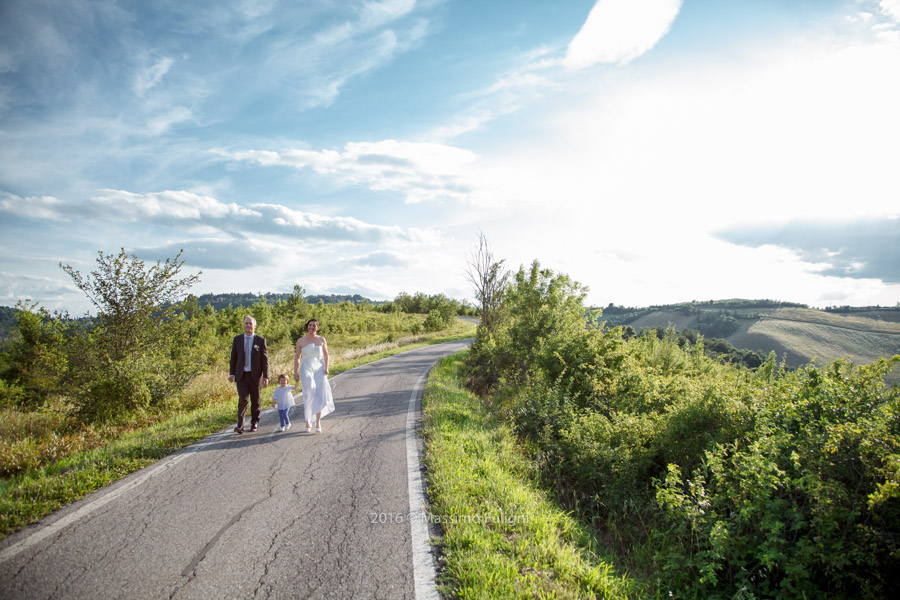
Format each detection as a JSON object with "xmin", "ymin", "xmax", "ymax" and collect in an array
[
  {"xmin": 0, "ymin": 324, "xmax": 475, "ymax": 539},
  {"xmin": 421, "ymin": 351, "xmax": 636, "ymax": 599}
]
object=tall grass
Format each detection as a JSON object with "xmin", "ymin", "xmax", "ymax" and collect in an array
[{"xmin": 422, "ymin": 352, "xmax": 635, "ymax": 599}]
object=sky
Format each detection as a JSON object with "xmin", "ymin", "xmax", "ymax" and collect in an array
[{"xmin": 1, "ymin": 0, "xmax": 899, "ymax": 315}]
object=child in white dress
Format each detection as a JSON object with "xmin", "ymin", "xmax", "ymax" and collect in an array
[{"xmin": 271, "ymin": 374, "xmax": 296, "ymax": 432}]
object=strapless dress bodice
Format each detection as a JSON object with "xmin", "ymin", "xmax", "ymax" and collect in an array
[{"xmin": 301, "ymin": 344, "xmax": 324, "ymax": 363}]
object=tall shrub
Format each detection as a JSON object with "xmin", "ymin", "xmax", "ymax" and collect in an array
[
  {"xmin": 2, "ymin": 302, "xmax": 72, "ymax": 407},
  {"xmin": 60, "ymin": 249, "xmax": 201, "ymax": 421},
  {"xmin": 654, "ymin": 357, "xmax": 900, "ymax": 598},
  {"xmin": 472, "ymin": 260, "xmax": 592, "ymax": 389}
]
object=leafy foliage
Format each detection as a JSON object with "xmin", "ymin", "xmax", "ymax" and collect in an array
[
  {"xmin": 466, "ymin": 260, "xmax": 900, "ymax": 599},
  {"xmin": 380, "ymin": 291, "xmax": 473, "ymax": 317},
  {"xmin": 694, "ymin": 311, "xmax": 740, "ymax": 338},
  {"xmin": 643, "ymin": 326, "xmax": 767, "ymax": 370},
  {"xmin": 1, "ymin": 302, "xmax": 73, "ymax": 408},
  {"xmin": 655, "ymin": 357, "xmax": 900, "ymax": 598},
  {"xmin": 57, "ymin": 249, "xmax": 200, "ymax": 421},
  {"xmin": 0, "ymin": 306, "xmax": 19, "ymax": 341},
  {"xmin": 467, "ymin": 260, "xmax": 592, "ymax": 394}
]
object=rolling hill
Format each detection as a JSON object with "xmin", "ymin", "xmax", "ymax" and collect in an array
[{"xmin": 609, "ymin": 301, "xmax": 900, "ymax": 383}]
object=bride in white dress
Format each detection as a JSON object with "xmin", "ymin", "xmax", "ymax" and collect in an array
[{"xmin": 293, "ymin": 318, "xmax": 335, "ymax": 432}]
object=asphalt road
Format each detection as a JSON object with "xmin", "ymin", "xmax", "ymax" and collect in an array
[{"xmin": 0, "ymin": 339, "xmax": 471, "ymax": 599}]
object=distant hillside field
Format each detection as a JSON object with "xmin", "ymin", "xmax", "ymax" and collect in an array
[{"xmin": 615, "ymin": 303, "xmax": 900, "ymax": 383}]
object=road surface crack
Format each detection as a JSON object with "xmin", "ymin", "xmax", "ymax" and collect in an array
[{"xmin": 170, "ymin": 494, "xmax": 268, "ymax": 600}]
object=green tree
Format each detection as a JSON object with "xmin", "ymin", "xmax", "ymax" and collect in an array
[
  {"xmin": 60, "ymin": 249, "xmax": 201, "ymax": 421},
  {"xmin": 2, "ymin": 302, "xmax": 72, "ymax": 406},
  {"xmin": 467, "ymin": 259, "xmax": 593, "ymax": 393},
  {"xmin": 500, "ymin": 260, "xmax": 591, "ymax": 381}
]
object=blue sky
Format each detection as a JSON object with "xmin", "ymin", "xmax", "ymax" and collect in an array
[{"xmin": 1, "ymin": 0, "xmax": 898, "ymax": 315}]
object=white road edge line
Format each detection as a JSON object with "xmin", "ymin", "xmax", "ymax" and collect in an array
[
  {"xmin": 407, "ymin": 370, "xmax": 440, "ymax": 600},
  {"xmin": 0, "ymin": 431, "xmax": 229, "ymax": 565}
]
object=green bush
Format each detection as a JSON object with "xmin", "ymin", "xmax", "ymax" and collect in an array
[
  {"xmin": 423, "ymin": 309, "xmax": 447, "ymax": 331},
  {"xmin": 559, "ymin": 408, "xmax": 660, "ymax": 517},
  {"xmin": 464, "ymin": 256, "xmax": 900, "ymax": 598},
  {"xmin": 466, "ymin": 260, "xmax": 591, "ymax": 391},
  {"xmin": 696, "ymin": 312, "xmax": 740, "ymax": 338},
  {"xmin": 79, "ymin": 371, "xmax": 152, "ymax": 423},
  {"xmin": 0, "ymin": 379, "xmax": 26, "ymax": 409},
  {"xmin": 654, "ymin": 357, "xmax": 900, "ymax": 598},
  {"xmin": 2, "ymin": 303, "xmax": 71, "ymax": 407}
]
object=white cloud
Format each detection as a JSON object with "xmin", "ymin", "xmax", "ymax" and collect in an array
[
  {"xmin": 564, "ymin": 0, "xmax": 682, "ymax": 68},
  {"xmin": 360, "ymin": 0, "xmax": 417, "ymax": 29},
  {"xmin": 0, "ymin": 188, "xmax": 432, "ymax": 247},
  {"xmin": 264, "ymin": 3, "xmax": 429, "ymax": 110},
  {"xmin": 135, "ymin": 239, "xmax": 282, "ymax": 270},
  {"xmin": 235, "ymin": 0, "xmax": 279, "ymax": 20},
  {"xmin": 142, "ymin": 108, "xmax": 192, "ymax": 136},
  {"xmin": 881, "ymin": 0, "xmax": 900, "ymax": 21},
  {"xmin": 848, "ymin": 12, "xmax": 874, "ymax": 22},
  {"xmin": 458, "ymin": 24, "xmax": 900, "ymax": 309},
  {"xmin": 426, "ymin": 1, "xmax": 683, "ymax": 140},
  {"xmin": 91, "ymin": 189, "xmax": 257, "ymax": 221},
  {"xmin": 429, "ymin": 48, "xmax": 560, "ymax": 140},
  {"xmin": 346, "ymin": 250, "xmax": 409, "ymax": 268},
  {"xmin": 428, "ymin": 112, "xmax": 498, "ymax": 140},
  {"xmin": 0, "ymin": 263, "xmax": 80, "ymax": 308},
  {"xmin": 250, "ymin": 202, "xmax": 431, "ymax": 243},
  {"xmin": 221, "ymin": 140, "xmax": 485, "ymax": 204},
  {"xmin": 133, "ymin": 56, "xmax": 174, "ymax": 96},
  {"xmin": 297, "ymin": 28, "xmax": 409, "ymax": 109},
  {"xmin": 0, "ymin": 192, "xmax": 70, "ymax": 220},
  {"xmin": 539, "ymin": 34, "xmax": 900, "ymax": 221}
]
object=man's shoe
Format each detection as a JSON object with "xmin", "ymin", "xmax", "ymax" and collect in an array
[
  {"xmin": 234, "ymin": 427, "xmax": 244, "ymax": 434},
  {"xmin": 250, "ymin": 422, "xmax": 258, "ymax": 432}
]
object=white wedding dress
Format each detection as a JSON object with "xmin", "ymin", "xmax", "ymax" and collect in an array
[{"xmin": 299, "ymin": 344, "xmax": 335, "ymax": 423}]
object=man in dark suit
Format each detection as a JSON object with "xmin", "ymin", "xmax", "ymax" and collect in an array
[{"xmin": 229, "ymin": 315, "xmax": 269, "ymax": 434}]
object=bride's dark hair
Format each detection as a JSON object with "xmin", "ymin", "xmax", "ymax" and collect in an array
[{"xmin": 305, "ymin": 318, "xmax": 319, "ymax": 331}]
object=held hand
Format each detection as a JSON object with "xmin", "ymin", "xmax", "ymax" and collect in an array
[
  {"xmin": 228, "ymin": 375, "xmax": 235, "ymax": 383},
  {"xmin": 262, "ymin": 378, "xmax": 269, "ymax": 388}
]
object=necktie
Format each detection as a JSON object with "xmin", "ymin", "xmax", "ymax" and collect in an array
[{"xmin": 244, "ymin": 335, "xmax": 252, "ymax": 371}]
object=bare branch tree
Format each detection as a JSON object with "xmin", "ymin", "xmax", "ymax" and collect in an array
[{"xmin": 464, "ymin": 231, "xmax": 509, "ymax": 332}]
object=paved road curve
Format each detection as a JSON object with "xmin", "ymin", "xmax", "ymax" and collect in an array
[{"xmin": 0, "ymin": 339, "xmax": 471, "ymax": 599}]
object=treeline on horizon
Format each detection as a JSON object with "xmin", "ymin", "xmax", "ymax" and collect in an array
[
  {"xmin": 601, "ymin": 298, "xmax": 808, "ymax": 315},
  {"xmin": 0, "ymin": 289, "xmax": 479, "ymax": 340},
  {"xmin": 193, "ymin": 291, "xmax": 376, "ymax": 310},
  {"xmin": 601, "ymin": 298, "xmax": 900, "ymax": 324},
  {"xmin": 5, "ymin": 294, "xmax": 898, "ymax": 336}
]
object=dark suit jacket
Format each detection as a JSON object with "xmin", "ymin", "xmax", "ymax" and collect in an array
[{"xmin": 230, "ymin": 334, "xmax": 269, "ymax": 382}]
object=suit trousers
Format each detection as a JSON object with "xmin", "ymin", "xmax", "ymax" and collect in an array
[{"xmin": 235, "ymin": 372, "xmax": 262, "ymax": 428}]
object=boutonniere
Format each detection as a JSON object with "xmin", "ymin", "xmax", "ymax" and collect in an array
[{"xmin": 253, "ymin": 344, "xmax": 259, "ymax": 351}]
